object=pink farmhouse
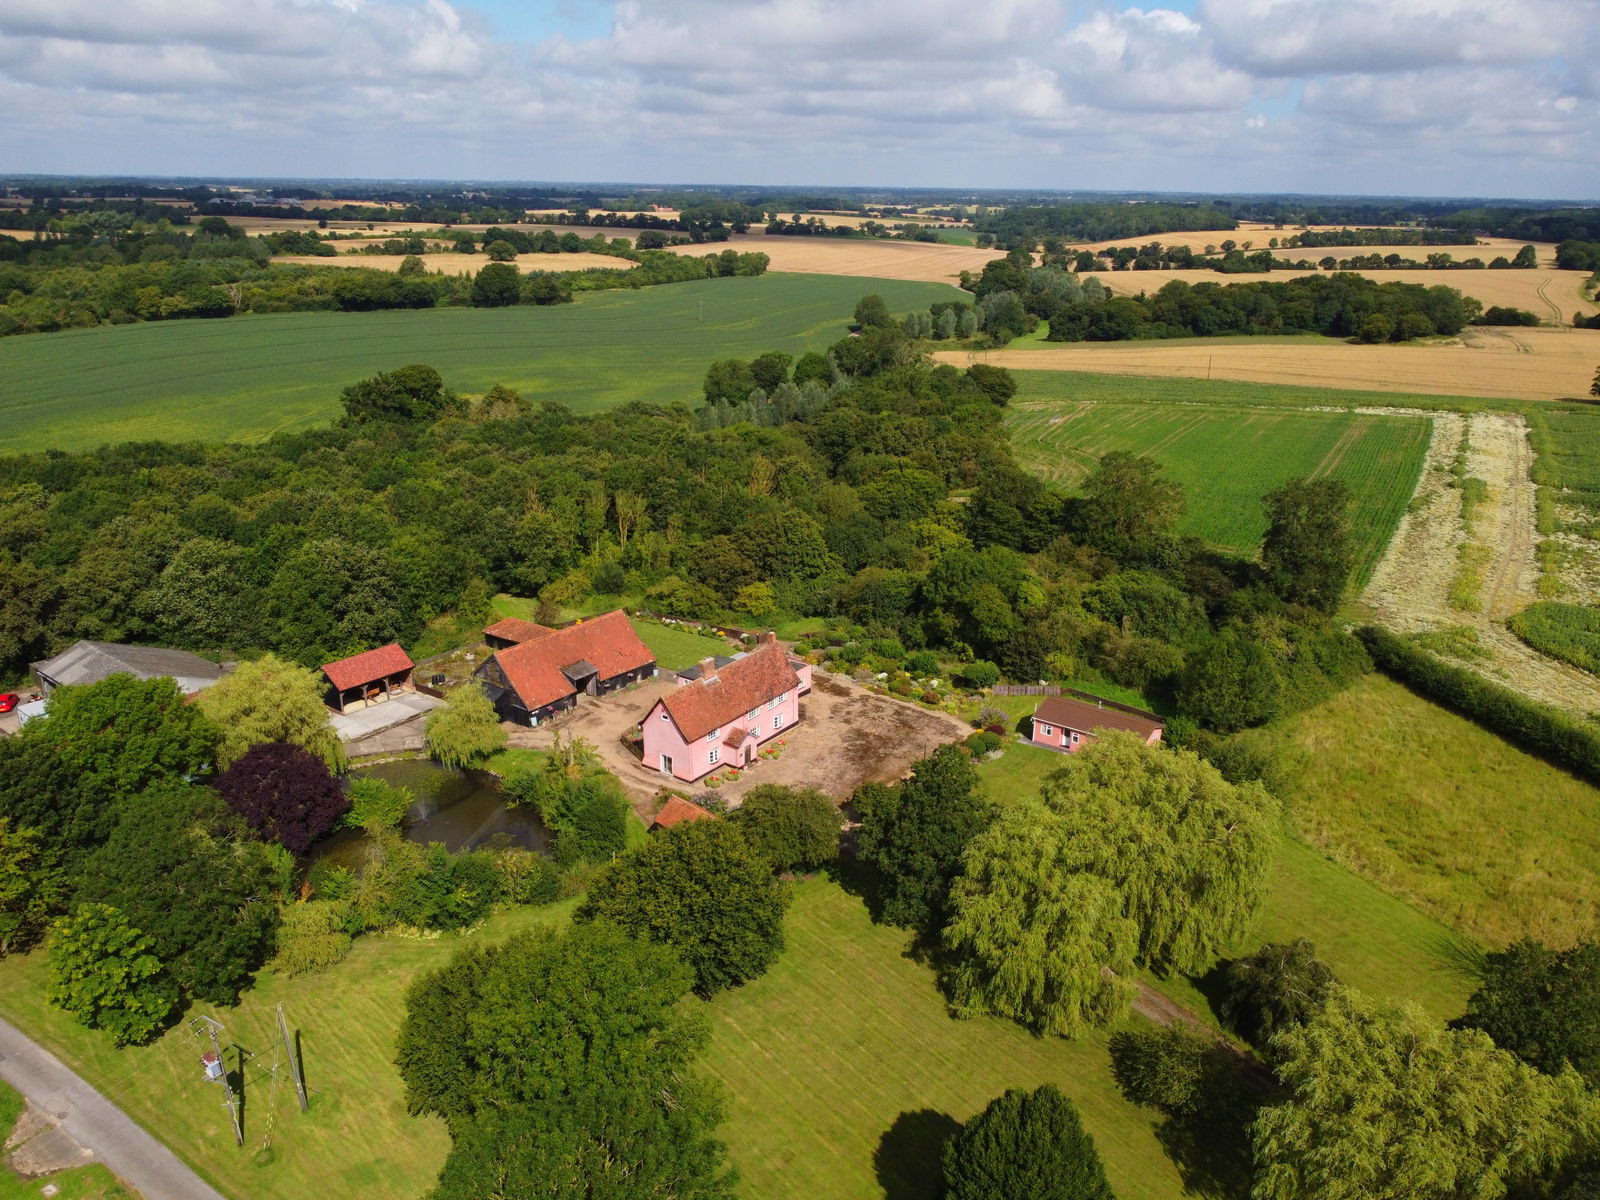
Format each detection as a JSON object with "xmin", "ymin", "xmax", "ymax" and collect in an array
[
  {"xmin": 1030, "ymin": 694, "xmax": 1164, "ymax": 753},
  {"xmin": 644, "ymin": 634, "xmax": 801, "ymax": 783}
]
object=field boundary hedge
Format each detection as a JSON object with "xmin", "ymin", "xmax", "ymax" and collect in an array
[{"xmin": 1356, "ymin": 625, "xmax": 1600, "ymax": 783}]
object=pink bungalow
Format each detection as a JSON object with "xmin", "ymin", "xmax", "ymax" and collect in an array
[
  {"xmin": 1030, "ymin": 694, "xmax": 1165, "ymax": 754},
  {"xmin": 644, "ymin": 634, "xmax": 801, "ymax": 783}
]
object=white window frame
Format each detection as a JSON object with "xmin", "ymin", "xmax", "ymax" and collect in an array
[
  {"xmin": 1038, "ymin": 723, "xmax": 1053, "ymax": 737},
  {"xmin": 1070, "ymin": 731, "xmax": 1081, "ymax": 744},
  {"xmin": 707, "ymin": 728, "xmax": 720, "ymax": 743},
  {"xmin": 709, "ymin": 747, "xmax": 720, "ymax": 764},
  {"xmin": 773, "ymin": 713, "xmax": 783, "ymax": 730},
  {"xmin": 747, "ymin": 707, "xmax": 761, "ymax": 722},
  {"xmin": 659, "ymin": 711, "xmax": 670, "ymax": 720}
]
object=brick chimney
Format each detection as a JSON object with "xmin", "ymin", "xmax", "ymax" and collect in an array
[{"xmin": 699, "ymin": 656, "xmax": 718, "ymax": 683}]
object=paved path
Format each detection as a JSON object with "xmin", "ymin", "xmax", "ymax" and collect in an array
[{"xmin": 0, "ymin": 1017, "xmax": 227, "ymax": 1200}]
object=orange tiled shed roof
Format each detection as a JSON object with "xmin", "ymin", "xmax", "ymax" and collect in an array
[
  {"xmin": 652, "ymin": 795, "xmax": 716, "ymax": 830},
  {"xmin": 322, "ymin": 643, "xmax": 414, "ymax": 692}
]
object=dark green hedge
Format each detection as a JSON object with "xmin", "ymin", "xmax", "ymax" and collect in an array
[{"xmin": 1356, "ymin": 625, "xmax": 1600, "ymax": 783}]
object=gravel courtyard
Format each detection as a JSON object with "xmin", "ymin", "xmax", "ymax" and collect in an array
[{"xmin": 506, "ymin": 668, "xmax": 971, "ymax": 819}]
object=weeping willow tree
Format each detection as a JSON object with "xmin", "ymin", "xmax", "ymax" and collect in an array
[
  {"xmin": 942, "ymin": 732, "xmax": 1278, "ymax": 1036},
  {"xmin": 424, "ymin": 684, "xmax": 506, "ymax": 769},
  {"xmin": 1039, "ymin": 732, "xmax": 1279, "ymax": 975},
  {"xmin": 1253, "ymin": 988, "xmax": 1597, "ymax": 1200},
  {"xmin": 944, "ymin": 801, "xmax": 1137, "ymax": 1037}
]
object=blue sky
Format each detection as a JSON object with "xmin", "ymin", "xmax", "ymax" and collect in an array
[{"xmin": 0, "ymin": 0, "xmax": 1593, "ymax": 199}]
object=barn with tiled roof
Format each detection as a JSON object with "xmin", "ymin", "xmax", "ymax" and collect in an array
[{"xmin": 474, "ymin": 609, "xmax": 656, "ymax": 725}]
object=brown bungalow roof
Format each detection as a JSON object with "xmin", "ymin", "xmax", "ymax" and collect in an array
[
  {"xmin": 322, "ymin": 643, "xmax": 414, "ymax": 692},
  {"xmin": 658, "ymin": 641, "xmax": 799, "ymax": 743},
  {"xmin": 495, "ymin": 610, "xmax": 655, "ymax": 711},
  {"xmin": 652, "ymin": 795, "xmax": 715, "ymax": 830},
  {"xmin": 483, "ymin": 617, "xmax": 554, "ymax": 644},
  {"xmin": 1033, "ymin": 695, "xmax": 1164, "ymax": 739}
]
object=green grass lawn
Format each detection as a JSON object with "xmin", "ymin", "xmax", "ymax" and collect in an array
[
  {"xmin": 1273, "ymin": 673, "xmax": 1600, "ymax": 949},
  {"xmin": 1007, "ymin": 365, "xmax": 1524, "ymax": 416},
  {"xmin": 699, "ymin": 878, "xmax": 1185, "ymax": 1200},
  {"xmin": 630, "ymin": 620, "xmax": 732, "ymax": 671},
  {"xmin": 1007, "ymin": 394, "xmax": 1430, "ymax": 584},
  {"xmin": 0, "ymin": 274, "xmax": 960, "ymax": 453},
  {"xmin": 976, "ymin": 743, "xmax": 1473, "ymax": 1024},
  {"xmin": 0, "ymin": 902, "xmax": 577, "ymax": 1200}
]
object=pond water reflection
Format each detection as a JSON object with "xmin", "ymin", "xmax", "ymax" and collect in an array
[{"xmin": 315, "ymin": 759, "xmax": 549, "ymax": 868}]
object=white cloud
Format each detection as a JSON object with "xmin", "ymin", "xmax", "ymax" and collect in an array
[
  {"xmin": 1199, "ymin": 0, "xmax": 1584, "ymax": 76},
  {"xmin": 0, "ymin": 0, "xmax": 1591, "ymax": 197}
]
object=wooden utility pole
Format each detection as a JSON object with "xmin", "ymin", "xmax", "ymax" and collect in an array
[{"xmin": 277, "ymin": 1003, "xmax": 309, "ymax": 1114}]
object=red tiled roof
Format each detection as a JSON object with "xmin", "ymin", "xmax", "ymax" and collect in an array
[
  {"xmin": 496, "ymin": 610, "xmax": 655, "ymax": 711},
  {"xmin": 322, "ymin": 643, "xmax": 414, "ymax": 692},
  {"xmin": 659, "ymin": 642, "xmax": 799, "ymax": 743},
  {"xmin": 483, "ymin": 617, "xmax": 555, "ymax": 644},
  {"xmin": 652, "ymin": 795, "xmax": 715, "ymax": 830},
  {"xmin": 1033, "ymin": 695, "xmax": 1163, "ymax": 739}
]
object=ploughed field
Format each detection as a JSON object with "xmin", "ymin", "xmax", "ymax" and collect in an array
[
  {"xmin": 1006, "ymin": 396, "xmax": 1430, "ymax": 581},
  {"xmin": 0, "ymin": 274, "xmax": 960, "ymax": 453}
]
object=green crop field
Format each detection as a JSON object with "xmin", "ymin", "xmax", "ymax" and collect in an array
[
  {"xmin": 1007, "ymin": 396, "xmax": 1430, "ymax": 581},
  {"xmin": 0, "ymin": 274, "xmax": 960, "ymax": 454}
]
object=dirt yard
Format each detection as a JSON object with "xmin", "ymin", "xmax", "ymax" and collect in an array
[
  {"xmin": 505, "ymin": 668, "xmax": 971, "ymax": 821},
  {"xmin": 939, "ymin": 325, "xmax": 1600, "ymax": 402}
]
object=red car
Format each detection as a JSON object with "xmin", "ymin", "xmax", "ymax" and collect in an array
[{"xmin": 0, "ymin": 693, "xmax": 18, "ymax": 714}]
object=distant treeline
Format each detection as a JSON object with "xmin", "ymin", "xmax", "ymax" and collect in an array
[
  {"xmin": 962, "ymin": 250, "xmax": 1481, "ymax": 344},
  {"xmin": 1284, "ymin": 228, "xmax": 1475, "ymax": 248},
  {"xmin": 1068, "ymin": 240, "xmax": 1534, "ymax": 275},
  {"xmin": 1039, "ymin": 274, "xmax": 1480, "ymax": 344},
  {"xmin": 1432, "ymin": 207, "xmax": 1600, "ymax": 243},
  {"xmin": 1555, "ymin": 240, "xmax": 1600, "ymax": 271},
  {"xmin": 0, "ymin": 215, "xmax": 769, "ymax": 335},
  {"xmin": 973, "ymin": 203, "xmax": 1237, "ymax": 248}
]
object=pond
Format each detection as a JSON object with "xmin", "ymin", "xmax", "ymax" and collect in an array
[{"xmin": 314, "ymin": 758, "xmax": 549, "ymax": 868}]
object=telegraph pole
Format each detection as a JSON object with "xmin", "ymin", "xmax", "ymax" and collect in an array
[
  {"xmin": 277, "ymin": 1003, "xmax": 309, "ymax": 1114},
  {"xmin": 195, "ymin": 1016, "xmax": 243, "ymax": 1146}
]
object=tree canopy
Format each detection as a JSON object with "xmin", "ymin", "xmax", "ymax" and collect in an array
[
  {"xmin": 576, "ymin": 819, "xmax": 788, "ymax": 995},
  {"xmin": 77, "ymin": 787, "xmax": 279, "ymax": 1004},
  {"xmin": 942, "ymin": 1084, "xmax": 1116, "ymax": 1200},
  {"xmin": 214, "ymin": 742, "xmax": 350, "ymax": 855},
  {"xmin": 196, "ymin": 653, "xmax": 344, "ymax": 770},
  {"xmin": 422, "ymin": 684, "xmax": 506, "ymax": 769},
  {"xmin": 944, "ymin": 801, "xmax": 1138, "ymax": 1035},
  {"xmin": 1253, "ymin": 989, "xmax": 1598, "ymax": 1200},
  {"xmin": 1037, "ymin": 733, "xmax": 1279, "ymax": 975},
  {"xmin": 395, "ymin": 923, "xmax": 735, "ymax": 1198},
  {"xmin": 1458, "ymin": 939, "xmax": 1600, "ymax": 1084},
  {"xmin": 1220, "ymin": 939, "xmax": 1338, "ymax": 1052},
  {"xmin": 728, "ymin": 785, "xmax": 840, "ymax": 873},
  {"xmin": 855, "ymin": 745, "xmax": 994, "ymax": 931},
  {"xmin": 1261, "ymin": 478, "xmax": 1356, "ymax": 612},
  {"xmin": 48, "ymin": 903, "xmax": 179, "ymax": 1046}
]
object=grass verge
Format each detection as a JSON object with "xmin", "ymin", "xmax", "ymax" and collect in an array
[{"xmin": 1273, "ymin": 673, "xmax": 1600, "ymax": 948}]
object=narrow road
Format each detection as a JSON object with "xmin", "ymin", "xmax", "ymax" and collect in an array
[{"xmin": 0, "ymin": 1017, "xmax": 227, "ymax": 1200}]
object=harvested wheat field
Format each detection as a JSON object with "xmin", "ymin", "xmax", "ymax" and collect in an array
[
  {"xmin": 1099, "ymin": 265, "xmax": 1596, "ymax": 323},
  {"xmin": 936, "ymin": 326, "xmax": 1600, "ymax": 402},
  {"xmin": 272, "ymin": 252, "xmax": 634, "ymax": 275},
  {"xmin": 659, "ymin": 234, "xmax": 995, "ymax": 283},
  {"xmin": 1073, "ymin": 226, "xmax": 1556, "ymax": 264}
]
